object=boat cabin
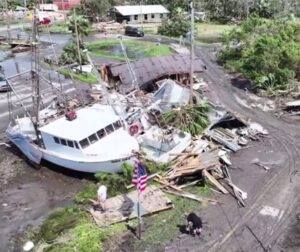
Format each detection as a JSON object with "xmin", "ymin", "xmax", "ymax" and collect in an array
[{"xmin": 39, "ymin": 104, "xmax": 137, "ymax": 158}]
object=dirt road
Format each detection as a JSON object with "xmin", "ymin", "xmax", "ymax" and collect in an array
[{"xmin": 165, "ymin": 45, "xmax": 300, "ymax": 252}]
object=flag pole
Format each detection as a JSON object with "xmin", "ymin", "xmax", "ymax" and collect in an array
[{"xmin": 137, "ymin": 190, "xmax": 142, "ymax": 239}]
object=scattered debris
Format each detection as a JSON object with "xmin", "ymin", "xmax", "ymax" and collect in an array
[
  {"xmin": 251, "ymin": 158, "xmax": 271, "ymax": 171},
  {"xmin": 23, "ymin": 241, "xmax": 34, "ymax": 251},
  {"xmin": 259, "ymin": 206, "xmax": 282, "ymax": 218}
]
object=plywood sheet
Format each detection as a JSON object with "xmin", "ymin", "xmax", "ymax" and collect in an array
[{"xmin": 90, "ymin": 185, "xmax": 173, "ymax": 226}]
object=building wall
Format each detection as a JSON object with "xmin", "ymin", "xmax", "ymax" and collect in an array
[
  {"xmin": 125, "ymin": 13, "xmax": 168, "ymax": 24},
  {"xmin": 52, "ymin": 0, "xmax": 80, "ymax": 10}
]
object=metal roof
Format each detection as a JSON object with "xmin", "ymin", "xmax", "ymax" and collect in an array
[
  {"xmin": 109, "ymin": 55, "xmax": 205, "ymax": 94},
  {"xmin": 114, "ymin": 5, "xmax": 169, "ymax": 16}
]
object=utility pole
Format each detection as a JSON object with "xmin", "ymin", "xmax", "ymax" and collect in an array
[
  {"xmin": 189, "ymin": 1, "xmax": 195, "ymax": 104},
  {"xmin": 4, "ymin": 0, "xmax": 11, "ymax": 40},
  {"xmin": 140, "ymin": 0, "xmax": 143, "ymax": 31},
  {"xmin": 73, "ymin": 10, "xmax": 82, "ymax": 68}
]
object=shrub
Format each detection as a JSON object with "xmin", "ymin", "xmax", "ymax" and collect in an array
[
  {"xmin": 73, "ymin": 183, "xmax": 97, "ymax": 204},
  {"xmin": 158, "ymin": 7, "xmax": 190, "ymax": 37},
  {"xmin": 218, "ymin": 15, "xmax": 300, "ymax": 91}
]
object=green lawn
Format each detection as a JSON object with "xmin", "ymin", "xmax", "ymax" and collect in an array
[
  {"xmin": 58, "ymin": 68, "xmax": 97, "ymax": 84},
  {"xmin": 133, "ymin": 185, "xmax": 210, "ymax": 251},
  {"xmin": 86, "ymin": 39, "xmax": 172, "ymax": 61},
  {"xmin": 195, "ymin": 23, "xmax": 235, "ymax": 43},
  {"xmin": 40, "ymin": 21, "xmax": 69, "ymax": 34}
]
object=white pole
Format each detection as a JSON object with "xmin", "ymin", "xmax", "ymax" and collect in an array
[{"xmin": 137, "ymin": 190, "xmax": 142, "ymax": 239}]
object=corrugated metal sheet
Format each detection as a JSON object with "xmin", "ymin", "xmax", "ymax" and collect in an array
[
  {"xmin": 114, "ymin": 5, "xmax": 169, "ymax": 16},
  {"xmin": 109, "ymin": 55, "xmax": 205, "ymax": 94}
]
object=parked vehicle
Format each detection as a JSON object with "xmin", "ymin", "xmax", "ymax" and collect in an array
[
  {"xmin": 124, "ymin": 26, "xmax": 144, "ymax": 37},
  {"xmin": 35, "ymin": 17, "xmax": 51, "ymax": 25},
  {"xmin": 0, "ymin": 75, "xmax": 11, "ymax": 92}
]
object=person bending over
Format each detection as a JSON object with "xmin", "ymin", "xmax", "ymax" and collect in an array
[{"xmin": 184, "ymin": 212, "xmax": 202, "ymax": 236}]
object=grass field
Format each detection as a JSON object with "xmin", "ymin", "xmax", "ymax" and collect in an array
[
  {"xmin": 140, "ymin": 22, "xmax": 235, "ymax": 43},
  {"xmin": 195, "ymin": 23, "xmax": 235, "ymax": 43},
  {"xmin": 86, "ymin": 39, "xmax": 172, "ymax": 61},
  {"xmin": 58, "ymin": 68, "xmax": 97, "ymax": 84}
]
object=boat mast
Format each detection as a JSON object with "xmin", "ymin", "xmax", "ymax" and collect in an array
[
  {"xmin": 31, "ymin": 4, "xmax": 42, "ymax": 146},
  {"xmin": 189, "ymin": 1, "xmax": 195, "ymax": 104}
]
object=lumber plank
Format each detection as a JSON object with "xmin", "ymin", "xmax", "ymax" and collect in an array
[
  {"xmin": 164, "ymin": 189, "xmax": 218, "ymax": 204},
  {"xmin": 203, "ymin": 169, "xmax": 229, "ymax": 194},
  {"xmin": 154, "ymin": 178, "xmax": 182, "ymax": 191}
]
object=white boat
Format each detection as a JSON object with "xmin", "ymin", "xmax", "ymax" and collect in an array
[
  {"xmin": 138, "ymin": 125, "xmax": 191, "ymax": 163},
  {"xmin": 6, "ymin": 103, "xmax": 139, "ymax": 173}
]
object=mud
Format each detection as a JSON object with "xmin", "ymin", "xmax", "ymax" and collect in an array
[{"xmin": 0, "ymin": 145, "xmax": 91, "ymax": 251}]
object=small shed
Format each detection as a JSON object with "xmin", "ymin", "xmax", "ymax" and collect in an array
[{"xmin": 112, "ymin": 5, "xmax": 169, "ymax": 24}]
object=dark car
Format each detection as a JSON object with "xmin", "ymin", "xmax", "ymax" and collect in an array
[
  {"xmin": 0, "ymin": 75, "xmax": 11, "ymax": 92},
  {"xmin": 124, "ymin": 26, "xmax": 144, "ymax": 37}
]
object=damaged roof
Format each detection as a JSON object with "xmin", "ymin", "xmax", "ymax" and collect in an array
[{"xmin": 108, "ymin": 55, "xmax": 206, "ymax": 94}]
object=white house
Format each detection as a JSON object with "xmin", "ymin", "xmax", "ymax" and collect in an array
[{"xmin": 112, "ymin": 5, "xmax": 169, "ymax": 24}]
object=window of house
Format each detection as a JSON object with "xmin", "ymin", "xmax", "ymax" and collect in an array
[
  {"xmin": 134, "ymin": 15, "xmax": 138, "ymax": 20},
  {"xmin": 105, "ymin": 124, "xmax": 114, "ymax": 134},
  {"xmin": 160, "ymin": 13, "xmax": 163, "ymax": 18},
  {"xmin": 97, "ymin": 129, "xmax": 106, "ymax": 139},
  {"xmin": 113, "ymin": 121, "xmax": 122, "ymax": 130},
  {"xmin": 74, "ymin": 142, "xmax": 79, "ymax": 149},
  {"xmin": 54, "ymin": 137, "xmax": 59, "ymax": 144},
  {"xmin": 60, "ymin": 139, "xmax": 67, "ymax": 146},
  {"xmin": 144, "ymin": 14, "xmax": 148, "ymax": 20},
  {"xmin": 79, "ymin": 138, "xmax": 89, "ymax": 149},
  {"xmin": 67, "ymin": 140, "xmax": 74, "ymax": 148},
  {"xmin": 88, "ymin": 134, "xmax": 98, "ymax": 144},
  {"xmin": 151, "ymin": 14, "xmax": 155, "ymax": 19}
]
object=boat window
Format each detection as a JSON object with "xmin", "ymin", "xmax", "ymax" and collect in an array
[
  {"xmin": 105, "ymin": 124, "xmax": 114, "ymax": 134},
  {"xmin": 88, "ymin": 134, "xmax": 98, "ymax": 144},
  {"xmin": 54, "ymin": 137, "xmax": 59, "ymax": 144},
  {"xmin": 113, "ymin": 121, "xmax": 122, "ymax": 130},
  {"xmin": 74, "ymin": 142, "xmax": 79, "ymax": 149},
  {"xmin": 67, "ymin": 140, "xmax": 74, "ymax": 148},
  {"xmin": 60, "ymin": 139, "xmax": 67, "ymax": 146},
  {"xmin": 97, "ymin": 129, "xmax": 105, "ymax": 139},
  {"xmin": 79, "ymin": 138, "xmax": 89, "ymax": 149}
]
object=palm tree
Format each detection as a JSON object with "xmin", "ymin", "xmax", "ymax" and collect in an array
[
  {"xmin": 162, "ymin": 101, "xmax": 210, "ymax": 137},
  {"xmin": 68, "ymin": 14, "xmax": 91, "ymax": 45}
]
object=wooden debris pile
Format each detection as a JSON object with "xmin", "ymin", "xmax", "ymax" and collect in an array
[{"xmin": 153, "ymin": 113, "xmax": 269, "ymax": 206}]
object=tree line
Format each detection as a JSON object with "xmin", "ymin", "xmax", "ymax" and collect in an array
[{"xmin": 2, "ymin": 0, "xmax": 300, "ymax": 22}]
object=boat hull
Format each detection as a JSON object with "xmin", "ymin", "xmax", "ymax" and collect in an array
[{"xmin": 42, "ymin": 150, "xmax": 134, "ymax": 173}]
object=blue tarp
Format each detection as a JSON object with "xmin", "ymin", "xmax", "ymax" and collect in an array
[{"xmin": 6, "ymin": 129, "xmax": 42, "ymax": 164}]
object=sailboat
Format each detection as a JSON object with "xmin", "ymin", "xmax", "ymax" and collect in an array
[{"xmin": 5, "ymin": 9, "xmax": 139, "ymax": 173}]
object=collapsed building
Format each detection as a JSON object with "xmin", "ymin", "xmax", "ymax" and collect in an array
[{"xmin": 98, "ymin": 54, "xmax": 206, "ymax": 94}]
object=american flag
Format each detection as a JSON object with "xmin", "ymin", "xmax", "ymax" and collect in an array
[{"xmin": 132, "ymin": 160, "xmax": 147, "ymax": 192}]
